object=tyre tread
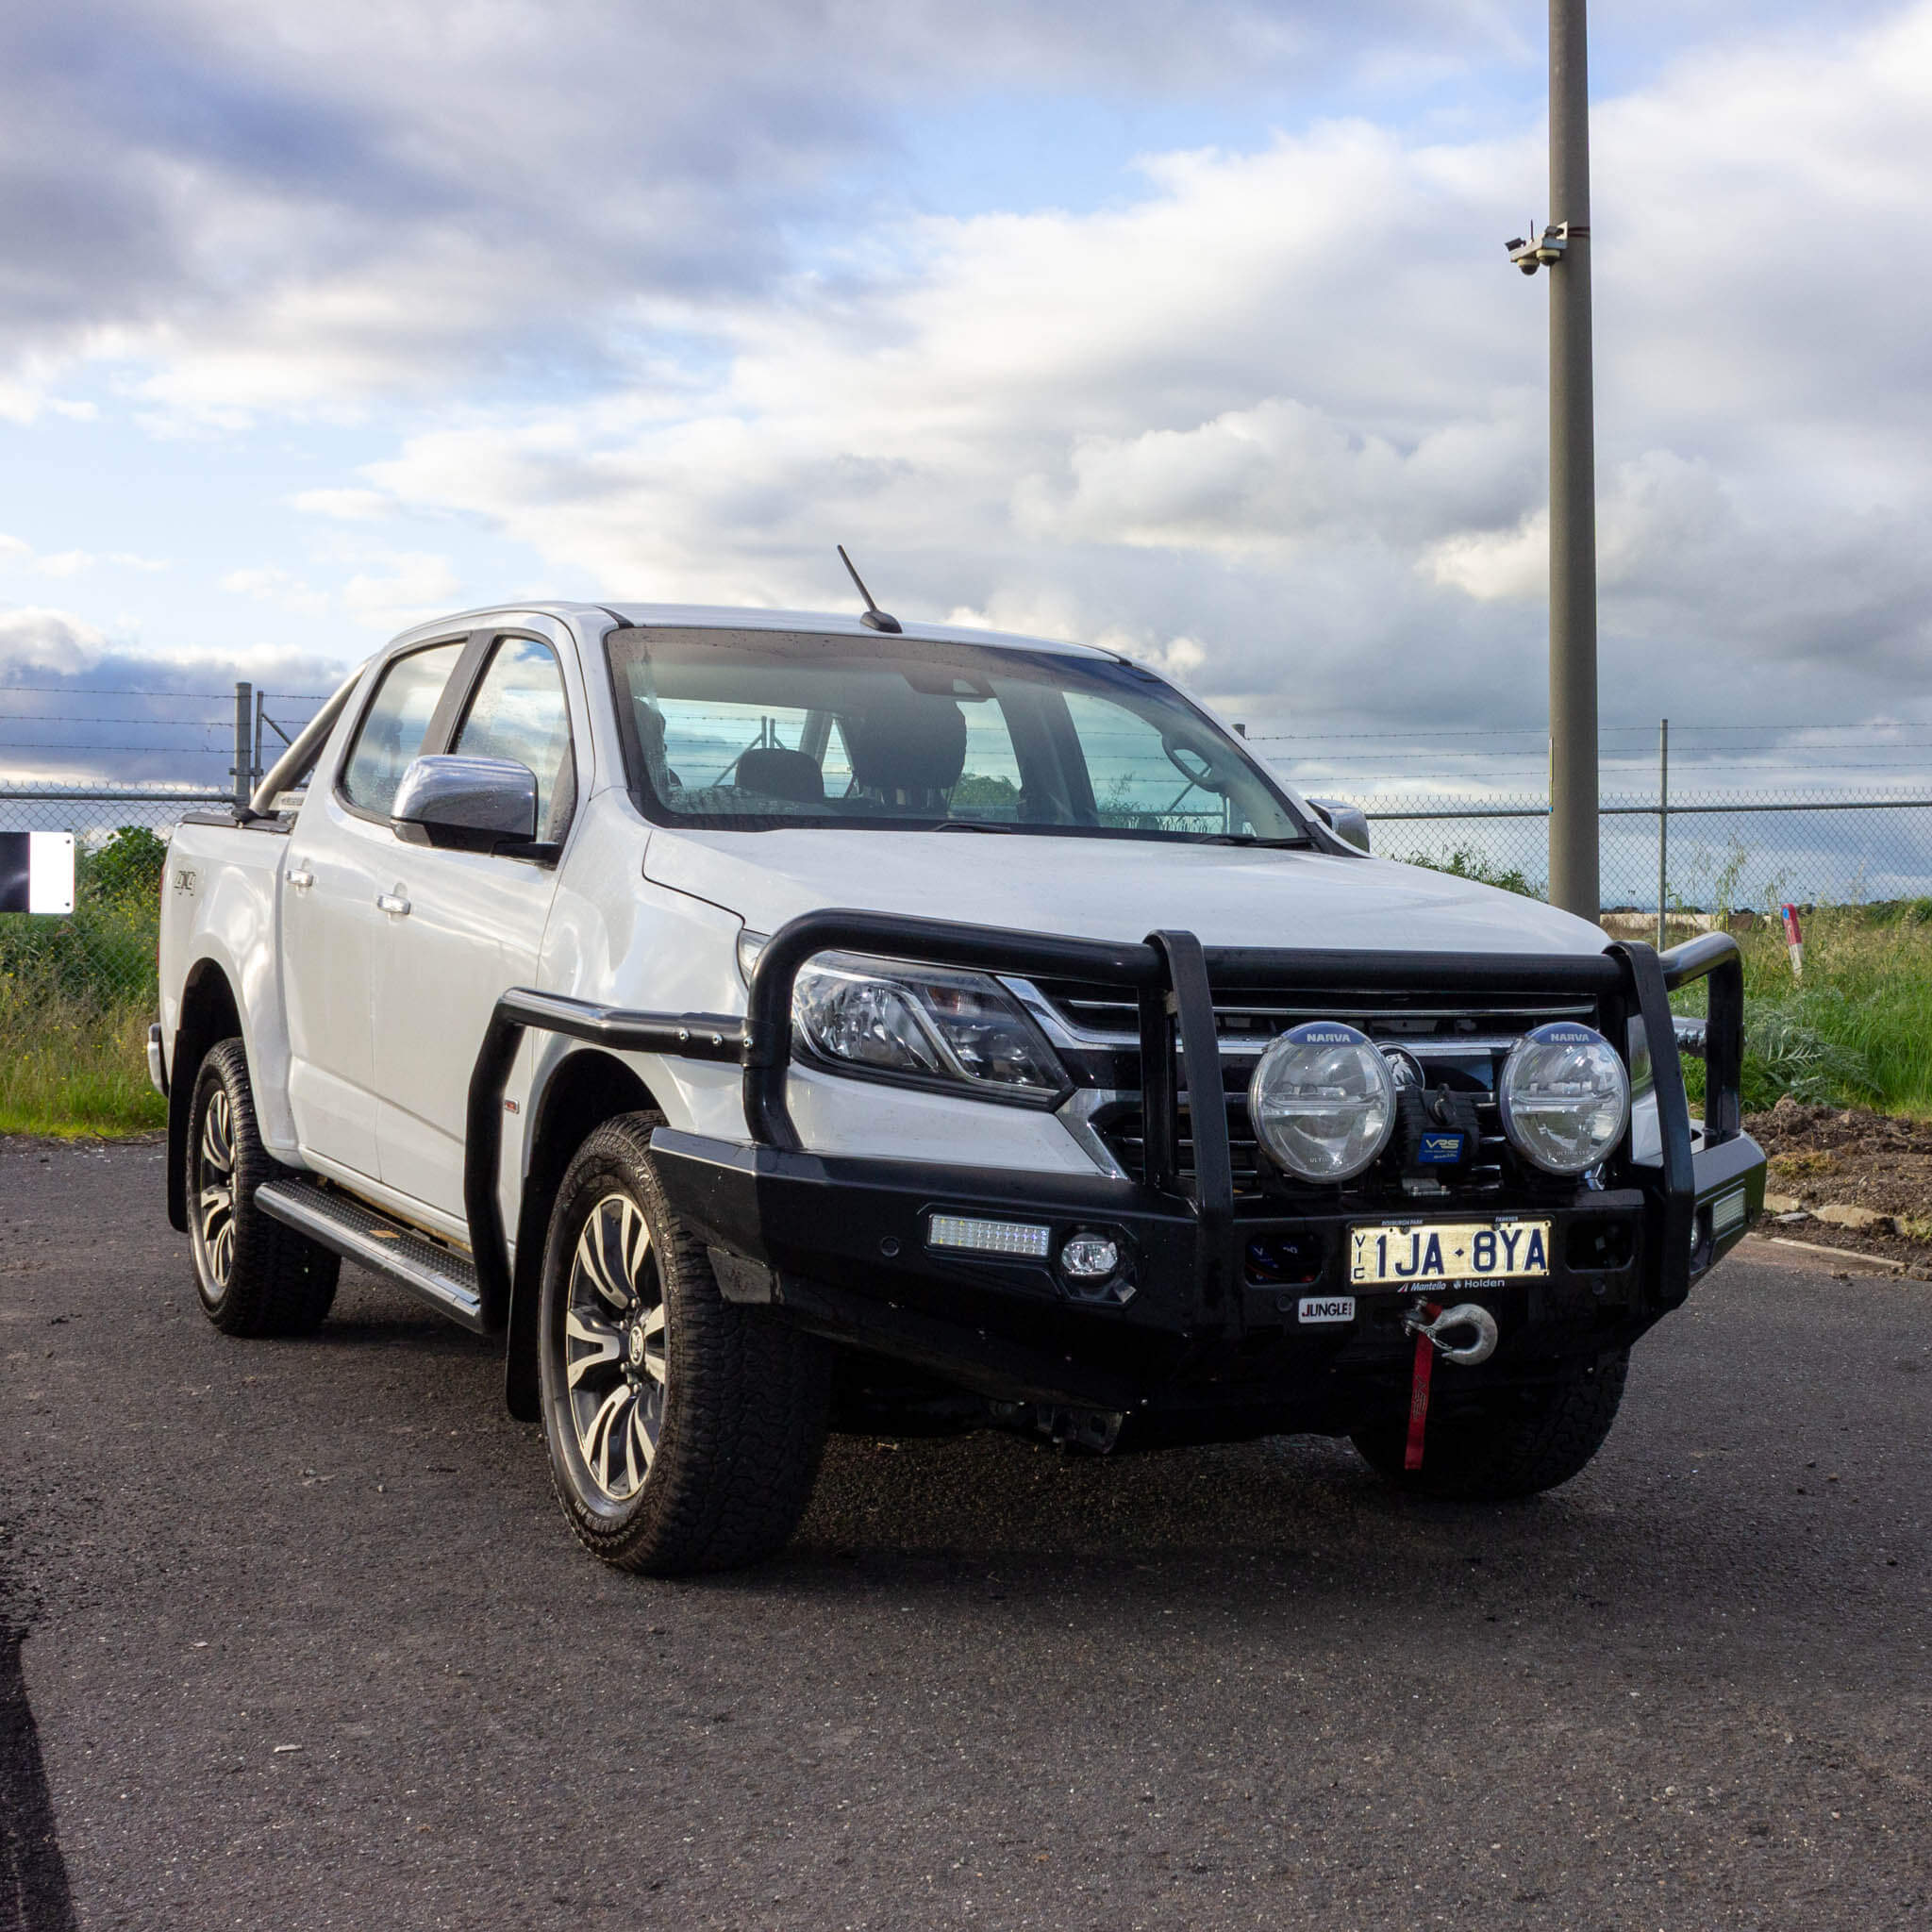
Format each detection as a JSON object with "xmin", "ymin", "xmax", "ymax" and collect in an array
[
  {"xmin": 192, "ymin": 1040, "xmax": 339, "ymax": 1338},
  {"xmin": 539, "ymin": 1114, "xmax": 828, "ymax": 1575}
]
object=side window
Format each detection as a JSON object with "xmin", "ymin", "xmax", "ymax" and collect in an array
[
  {"xmin": 455, "ymin": 637, "xmax": 575, "ymax": 841},
  {"xmin": 339, "ymin": 641, "xmax": 466, "ymax": 818}
]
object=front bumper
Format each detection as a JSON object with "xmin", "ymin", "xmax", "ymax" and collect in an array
[
  {"xmin": 469, "ymin": 912, "xmax": 1764, "ymax": 1430},
  {"xmin": 644, "ymin": 1123, "xmax": 1763, "ymax": 1424}
]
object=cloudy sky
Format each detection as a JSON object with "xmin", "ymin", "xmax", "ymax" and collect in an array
[{"xmin": 2, "ymin": 0, "xmax": 1928, "ymax": 793}]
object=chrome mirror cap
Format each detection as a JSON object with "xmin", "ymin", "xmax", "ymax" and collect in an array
[
  {"xmin": 1307, "ymin": 796, "xmax": 1372, "ymax": 855},
  {"xmin": 391, "ymin": 754, "xmax": 538, "ymax": 848}
]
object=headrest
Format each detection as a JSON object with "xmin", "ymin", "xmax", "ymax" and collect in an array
[
  {"xmin": 843, "ymin": 689, "xmax": 967, "ymax": 797},
  {"xmin": 735, "ymin": 745, "xmax": 824, "ymax": 806}
]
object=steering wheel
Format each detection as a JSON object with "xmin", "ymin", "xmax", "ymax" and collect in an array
[{"xmin": 1161, "ymin": 734, "xmax": 1229, "ymax": 796}]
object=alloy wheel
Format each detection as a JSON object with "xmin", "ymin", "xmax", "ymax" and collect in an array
[
  {"xmin": 195, "ymin": 1086, "xmax": 238, "ymax": 1290},
  {"xmin": 562, "ymin": 1193, "xmax": 668, "ymax": 1503}
]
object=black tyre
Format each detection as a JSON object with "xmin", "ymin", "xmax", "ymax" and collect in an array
[
  {"xmin": 537, "ymin": 1113, "xmax": 831, "ymax": 1574},
  {"xmin": 187, "ymin": 1039, "xmax": 340, "ymax": 1336},
  {"xmin": 1351, "ymin": 1349, "xmax": 1629, "ymax": 1501}
]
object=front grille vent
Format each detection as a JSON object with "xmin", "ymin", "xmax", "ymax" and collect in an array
[{"xmin": 1016, "ymin": 975, "xmax": 1601, "ymax": 1202}]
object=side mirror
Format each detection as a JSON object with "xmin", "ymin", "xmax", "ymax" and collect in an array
[
  {"xmin": 391, "ymin": 755, "xmax": 538, "ymax": 851},
  {"xmin": 1307, "ymin": 796, "xmax": 1372, "ymax": 855}
]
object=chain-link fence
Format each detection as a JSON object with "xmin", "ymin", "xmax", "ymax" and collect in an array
[
  {"xmin": 0, "ymin": 683, "xmax": 328, "ymax": 1049},
  {"xmin": 1345, "ymin": 791, "xmax": 1932, "ymax": 915}
]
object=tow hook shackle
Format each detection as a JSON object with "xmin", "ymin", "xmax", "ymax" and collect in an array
[{"xmin": 1404, "ymin": 1301, "xmax": 1499, "ymax": 1367}]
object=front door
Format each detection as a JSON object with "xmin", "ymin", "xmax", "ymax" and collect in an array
[
  {"xmin": 283, "ymin": 639, "xmax": 468, "ymax": 1177},
  {"xmin": 372, "ymin": 633, "xmax": 576, "ymax": 1222}
]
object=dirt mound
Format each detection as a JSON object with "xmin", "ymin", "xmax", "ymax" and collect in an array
[{"xmin": 1744, "ymin": 1097, "xmax": 1932, "ymax": 1271}]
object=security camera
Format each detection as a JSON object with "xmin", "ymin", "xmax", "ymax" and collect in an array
[{"xmin": 1505, "ymin": 225, "xmax": 1571, "ymax": 275}]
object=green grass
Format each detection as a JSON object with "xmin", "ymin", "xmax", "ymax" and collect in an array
[
  {"xmin": 0, "ymin": 828, "xmax": 168, "ymax": 1136},
  {"xmin": 1673, "ymin": 905, "xmax": 1932, "ymax": 1116},
  {"xmin": 0, "ymin": 987, "xmax": 166, "ymax": 1135}
]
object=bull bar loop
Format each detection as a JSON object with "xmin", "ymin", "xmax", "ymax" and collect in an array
[{"xmin": 462, "ymin": 909, "xmax": 1747, "ymax": 1339}]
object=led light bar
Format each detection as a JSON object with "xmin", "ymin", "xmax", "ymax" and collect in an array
[
  {"xmin": 1712, "ymin": 1190, "xmax": 1747, "ymax": 1233},
  {"xmin": 926, "ymin": 1214, "xmax": 1052, "ymax": 1259}
]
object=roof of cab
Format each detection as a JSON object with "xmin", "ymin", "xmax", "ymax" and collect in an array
[{"xmin": 384, "ymin": 599, "xmax": 1116, "ymax": 662}]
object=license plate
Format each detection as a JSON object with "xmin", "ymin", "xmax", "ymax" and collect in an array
[{"xmin": 1348, "ymin": 1220, "xmax": 1552, "ymax": 1288}]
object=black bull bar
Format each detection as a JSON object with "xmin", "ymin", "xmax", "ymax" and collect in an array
[{"xmin": 460, "ymin": 912, "xmax": 1756, "ymax": 1378}]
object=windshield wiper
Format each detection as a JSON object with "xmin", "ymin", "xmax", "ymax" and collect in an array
[
  {"xmin": 1195, "ymin": 831, "xmax": 1310, "ymax": 848},
  {"xmin": 931, "ymin": 819, "xmax": 1016, "ymax": 834}
]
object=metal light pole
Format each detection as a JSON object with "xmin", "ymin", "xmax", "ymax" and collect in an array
[{"xmin": 1509, "ymin": 0, "xmax": 1599, "ymax": 920}]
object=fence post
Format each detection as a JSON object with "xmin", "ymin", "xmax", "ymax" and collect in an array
[
  {"xmin": 232, "ymin": 681, "xmax": 253, "ymax": 813},
  {"xmin": 1655, "ymin": 718, "xmax": 1669, "ymax": 951}
]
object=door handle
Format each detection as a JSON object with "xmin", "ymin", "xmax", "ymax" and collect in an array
[
  {"xmin": 287, "ymin": 867, "xmax": 315, "ymax": 891},
  {"xmin": 375, "ymin": 891, "xmax": 411, "ymax": 917}
]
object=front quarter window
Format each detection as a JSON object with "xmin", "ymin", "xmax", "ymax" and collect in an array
[{"xmin": 339, "ymin": 641, "xmax": 466, "ymax": 817}]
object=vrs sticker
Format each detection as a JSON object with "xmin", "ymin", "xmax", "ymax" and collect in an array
[{"xmin": 1297, "ymin": 1295, "xmax": 1356, "ymax": 1324}]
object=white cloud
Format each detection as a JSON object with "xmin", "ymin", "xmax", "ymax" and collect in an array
[
  {"xmin": 340, "ymin": 6, "xmax": 1932, "ymax": 736},
  {"xmin": 220, "ymin": 565, "xmax": 329, "ymax": 615},
  {"xmin": 0, "ymin": 535, "xmax": 170, "ymax": 577},
  {"xmin": 0, "ymin": 606, "xmax": 108, "ymax": 677},
  {"xmin": 5, "ymin": 0, "xmax": 1931, "ymax": 751},
  {"xmin": 291, "ymin": 488, "xmax": 391, "ymax": 521},
  {"xmin": 0, "ymin": 0, "xmax": 1524, "ymax": 427},
  {"xmin": 341, "ymin": 551, "xmax": 460, "ymax": 631}
]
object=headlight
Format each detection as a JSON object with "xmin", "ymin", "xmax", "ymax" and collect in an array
[
  {"xmin": 1498, "ymin": 1022, "xmax": 1630, "ymax": 1174},
  {"xmin": 1248, "ymin": 1022, "xmax": 1397, "ymax": 1182},
  {"xmin": 791, "ymin": 952, "xmax": 1067, "ymax": 1098}
]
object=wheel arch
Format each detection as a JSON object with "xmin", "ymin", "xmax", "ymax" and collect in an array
[
  {"xmin": 503, "ymin": 1046, "xmax": 662, "ymax": 1420},
  {"xmin": 167, "ymin": 957, "xmax": 244, "ymax": 1232}
]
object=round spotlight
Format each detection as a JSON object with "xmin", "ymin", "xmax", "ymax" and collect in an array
[
  {"xmin": 1498, "ymin": 1022, "xmax": 1631, "ymax": 1175},
  {"xmin": 1248, "ymin": 1022, "xmax": 1398, "ymax": 1183}
]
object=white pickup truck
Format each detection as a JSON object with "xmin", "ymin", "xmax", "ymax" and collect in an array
[{"xmin": 155, "ymin": 599, "xmax": 1763, "ymax": 1574}]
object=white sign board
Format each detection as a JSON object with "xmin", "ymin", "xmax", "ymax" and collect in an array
[{"xmin": 0, "ymin": 832, "xmax": 75, "ymax": 914}]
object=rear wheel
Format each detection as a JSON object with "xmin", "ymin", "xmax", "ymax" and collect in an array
[
  {"xmin": 537, "ymin": 1113, "xmax": 831, "ymax": 1574},
  {"xmin": 1351, "ymin": 1349, "xmax": 1629, "ymax": 1501},
  {"xmin": 187, "ymin": 1040, "xmax": 339, "ymax": 1336}
]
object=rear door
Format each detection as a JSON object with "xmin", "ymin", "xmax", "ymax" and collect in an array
[
  {"xmin": 371, "ymin": 630, "xmax": 578, "ymax": 1221},
  {"xmin": 283, "ymin": 637, "xmax": 469, "ymax": 1177}
]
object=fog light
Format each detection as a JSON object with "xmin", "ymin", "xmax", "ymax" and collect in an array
[
  {"xmin": 1060, "ymin": 1233, "xmax": 1120, "ymax": 1280},
  {"xmin": 927, "ymin": 1214, "xmax": 1052, "ymax": 1259}
]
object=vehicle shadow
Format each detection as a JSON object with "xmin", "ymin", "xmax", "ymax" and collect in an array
[
  {"xmin": 302, "ymin": 1269, "xmax": 501, "ymax": 1359},
  {"xmin": 742, "ymin": 1424, "xmax": 1895, "ymax": 1637}
]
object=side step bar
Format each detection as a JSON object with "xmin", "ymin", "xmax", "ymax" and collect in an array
[{"xmin": 255, "ymin": 1179, "xmax": 488, "ymax": 1334}]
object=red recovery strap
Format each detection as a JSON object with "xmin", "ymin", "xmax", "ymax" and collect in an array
[{"xmin": 1405, "ymin": 1300, "xmax": 1442, "ymax": 1472}]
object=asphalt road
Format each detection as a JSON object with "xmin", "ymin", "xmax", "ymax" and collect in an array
[{"xmin": 3, "ymin": 1138, "xmax": 1928, "ymax": 1932}]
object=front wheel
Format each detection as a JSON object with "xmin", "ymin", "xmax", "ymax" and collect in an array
[
  {"xmin": 1351, "ymin": 1349, "xmax": 1629, "ymax": 1501},
  {"xmin": 187, "ymin": 1039, "xmax": 339, "ymax": 1336},
  {"xmin": 537, "ymin": 1113, "xmax": 831, "ymax": 1574}
]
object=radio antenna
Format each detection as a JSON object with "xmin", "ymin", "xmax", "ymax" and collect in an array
[{"xmin": 837, "ymin": 545, "xmax": 902, "ymax": 634}]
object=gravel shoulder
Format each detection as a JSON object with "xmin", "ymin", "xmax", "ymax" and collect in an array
[{"xmin": 3, "ymin": 1136, "xmax": 1929, "ymax": 1930}]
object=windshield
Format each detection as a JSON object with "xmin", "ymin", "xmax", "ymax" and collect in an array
[{"xmin": 605, "ymin": 626, "xmax": 1309, "ymax": 845}]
